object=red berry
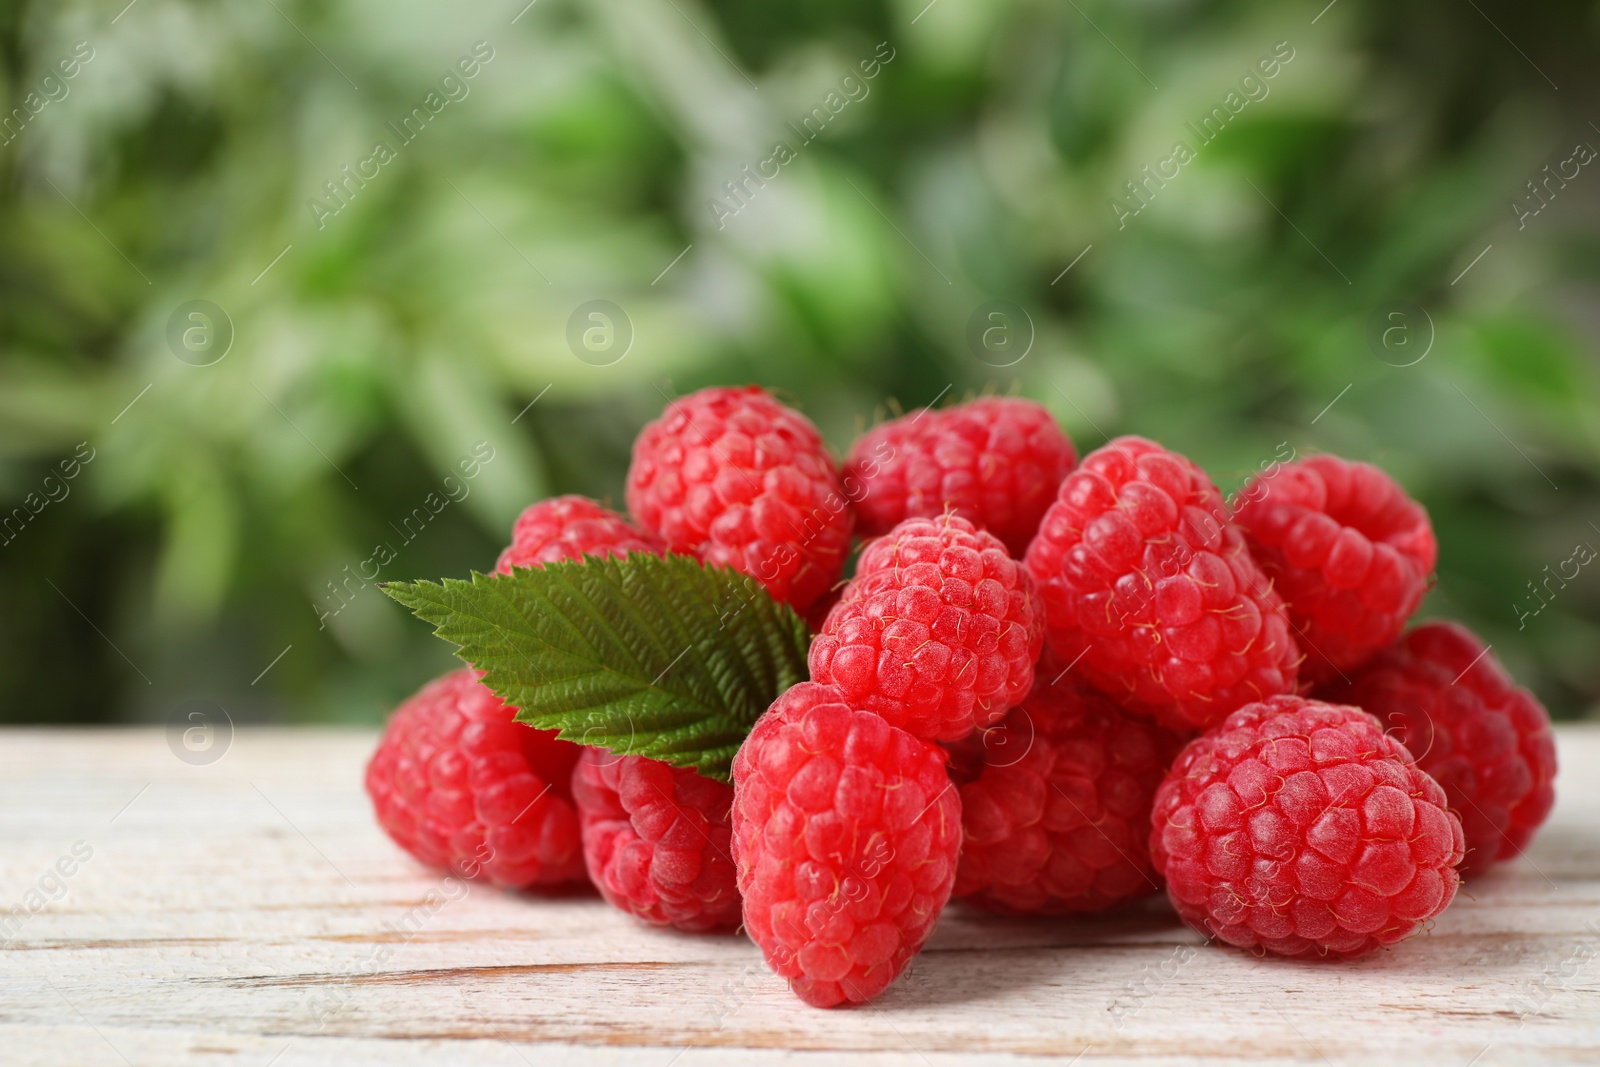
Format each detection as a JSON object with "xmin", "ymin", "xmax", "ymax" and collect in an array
[
  {"xmin": 808, "ymin": 514, "xmax": 1042, "ymax": 743},
  {"xmin": 1235, "ymin": 454, "xmax": 1436, "ymax": 682},
  {"xmin": 496, "ymin": 495, "xmax": 663, "ymax": 574},
  {"xmin": 1320, "ymin": 622, "xmax": 1556, "ymax": 871},
  {"xmin": 626, "ymin": 385, "xmax": 851, "ymax": 610},
  {"xmin": 1150, "ymin": 695, "xmax": 1464, "ymax": 959},
  {"xmin": 571, "ymin": 751, "xmax": 741, "ymax": 932},
  {"xmin": 732, "ymin": 682, "xmax": 962, "ymax": 1007},
  {"xmin": 947, "ymin": 679, "xmax": 1188, "ymax": 915},
  {"xmin": 366, "ymin": 669, "xmax": 586, "ymax": 888},
  {"xmin": 1025, "ymin": 435, "xmax": 1299, "ymax": 732},
  {"xmin": 845, "ymin": 397, "xmax": 1077, "ymax": 557}
]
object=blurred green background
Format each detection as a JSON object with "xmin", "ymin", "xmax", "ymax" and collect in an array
[{"xmin": 1, "ymin": 0, "xmax": 1596, "ymax": 727}]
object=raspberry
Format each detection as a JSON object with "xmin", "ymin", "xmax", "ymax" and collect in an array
[
  {"xmin": 808, "ymin": 514, "xmax": 1042, "ymax": 743},
  {"xmin": 1320, "ymin": 622, "xmax": 1557, "ymax": 871},
  {"xmin": 845, "ymin": 397, "xmax": 1077, "ymax": 557},
  {"xmin": 626, "ymin": 385, "xmax": 851, "ymax": 610},
  {"xmin": 947, "ymin": 678, "xmax": 1187, "ymax": 915},
  {"xmin": 1025, "ymin": 435, "xmax": 1299, "ymax": 732},
  {"xmin": 1235, "ymin": 454, "xmax": 1437, "ymax": 682},
  {"xmin": 365, "ymin": 669, "xmax": 586, "ymax": 888},
  {"xmin": 495, "ymin": 495, "xmax": 663, "ymax": 574},
  {"xmin": 571, "ymin": 751, "xmax": 740, "ymax": 932},
  {"xmin": 1150, "ymin": 695, "xmax": 1464, "ymax": 959},
  {"xmin": 731, "ymin": 682, "xmax": 962, "ymax": 1007}
]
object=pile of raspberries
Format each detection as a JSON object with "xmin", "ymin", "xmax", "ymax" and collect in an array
[{"xmin": 365, "ymin": 385, "xmax": 1558, "ymax": 1008}]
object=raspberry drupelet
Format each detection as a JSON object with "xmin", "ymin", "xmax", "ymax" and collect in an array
[
  {"xmin": 496, "ymin": 495, "xmax": 664, "ymax": 574},
  {"xmin": 1025, "ymin": 435, "xmax": 1299, "ymax": 732},
  {"xmin": 948, "ymin": 676, "xmax": 1188, "ymax": 915},
  {"xmin": 626, "ymin": 385, "xmax": 852, "ymax": 611},
  {"xmin": 1150, "ymin": 695, "xmax": 1464, "ymax": 959},
  {"xmin": 1234, "ymin": 454, "xmax": 1437, "ymax": 683},
  {"xmin": 808, "ymin": 513, "xmax": 1042, "ymax": 743},
  {"xmin": 1320, "ymin": 621, "xmax": 1556, "ymax": 871},
  {"xmin": 732, "ymin": 682, "xmax": 962, "ymax": 1007},
  {"xmin": 844, "ymin": 396, "xmax": 1078, "ymax": 557},
  {"xmin": 571, "ymin": 751, "xmax": 741, "ymax": 932},
  {"xmin": 365, "ymin": 669, "xmax": 587, "ymax": 888}
]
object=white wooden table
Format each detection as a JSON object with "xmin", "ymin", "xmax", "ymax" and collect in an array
[{"xmin": 2, "ymin": 725, "xmax": 1597, "ymax": 1066}]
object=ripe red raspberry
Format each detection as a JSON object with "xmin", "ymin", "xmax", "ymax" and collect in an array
[
  {"xmin": 808, "ymin": 514, "xmax": 1042, "ymax": 743},
  {"xmin": 1320, "ymin": 622, "xmax": 1557, "ymax": 871},
  {"xmin": 732, "ymin": 682, "xmax": 962, "ymax": 1007},
  {"xmin": 495, "ymin": 495, "xmax": 663, "ymax": 574},
  {"xmin": 366, "ymin": 669, "xmax": 586, "ymax": 888},
  {"xmin": 1025, "ymin": 435, "xmax": 1298, "ymax": 732},
  {"xmin": 844, "ymin": 397, "xmax": 1077, "ymax": 557},
  {"xmin": 1150, "ymin": 695, "xmax": 1464, "ymax": 959},
  {"xmin": 626, "ymin": 386, "xmax": 851, "ymax": 611},
  {"xmin": 570, "ymin": 751, "xmax": 740, "ymax": 932},
  {"xmin": 947, "ymin": 679, "xmax": 1187, "ymax": 915},
  {"xmin": 1234, "ymin": 454, "xmax": 1437, "ymax": 682}
]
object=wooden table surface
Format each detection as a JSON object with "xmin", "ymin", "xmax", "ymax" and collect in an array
[{"xmin": 2, "ymin": 725, "xmax": 1597, "ymax": 1066}]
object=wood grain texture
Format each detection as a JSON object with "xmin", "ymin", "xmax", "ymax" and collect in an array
[{"xmin": 1, "ymin": 725, "xmax": 1597, "ymax": 1066}]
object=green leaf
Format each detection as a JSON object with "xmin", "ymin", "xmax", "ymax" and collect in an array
[{"xmin": 382, "ymin": 555, "xmax": 811, "ymax": 781}]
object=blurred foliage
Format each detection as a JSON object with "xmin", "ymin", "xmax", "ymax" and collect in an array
[{"xmin": 1, "ymin": 0, "xmax": 1597, "ymax": 726}]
